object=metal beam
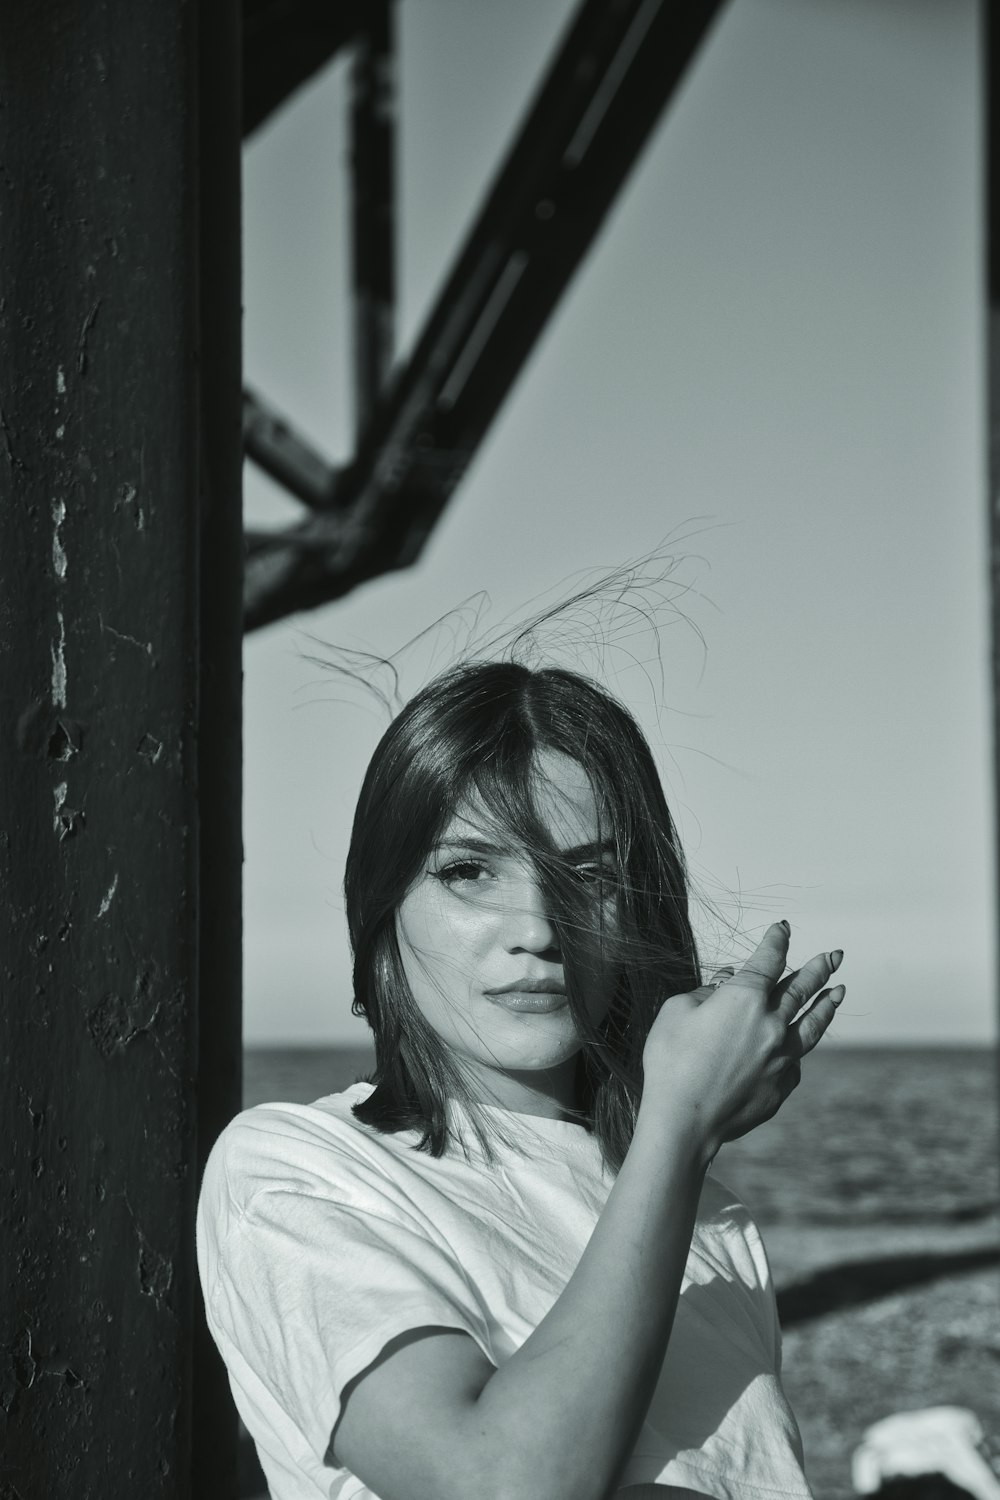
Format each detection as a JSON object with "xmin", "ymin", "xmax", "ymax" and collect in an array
[
  {"xmin": 0, "ymin": 1, "xmax": 200, "ymax": 1490},
  {"xmin": 244, "ymin": 0, "xmax": 725, "ymax": 631},
  {"xmin": 242, "ymin": 0, "xmax": 364, "ymax": 138},
  {"xmin": 242, "ymin": 2, "xmax": 397, "ymax": 498},
  {"xmin": 986, "ymin": 0, "xmax": 1000, "ymax": 1140},
  {"xmin": 243, "ymin": 387, "xmax": 341, "ymax": 507},
  {"xmin": 0, "ymin": 1, "xmax": 243, "ymax": 1494},
  {"xmin": 192, "ymin": 1, "xmax": 245, "ymax": 1496},
  {"xmin": 350, "ymin": 1, "xmax": 396, "ymax": 438}
]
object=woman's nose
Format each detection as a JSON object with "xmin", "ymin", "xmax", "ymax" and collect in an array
[{"xmin": 501, "ymin": 878, "xmax": 559, "ymax": 954}]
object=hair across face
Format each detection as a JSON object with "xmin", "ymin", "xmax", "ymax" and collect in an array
[
  {"xmin": 394, "ymin": 748, "xmax": 623, "ymax": 1114},
  {"xmin": 343, "ymin": 661, "xmax": 701, "ymax": 1169}
]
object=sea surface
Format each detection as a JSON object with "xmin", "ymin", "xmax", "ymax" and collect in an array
[{"xmin": 242, "ymin": 1043, "xmax": 999, "ymax": 1229}]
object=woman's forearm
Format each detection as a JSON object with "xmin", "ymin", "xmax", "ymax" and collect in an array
[{"xmin": 472, "ymin": 1098, "xmax": 711, "ymax": 1500}]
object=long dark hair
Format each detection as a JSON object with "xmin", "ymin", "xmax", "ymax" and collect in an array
[{"xmin": 344, "ymin": 659, "xmax": 701, "ymax": 1176}]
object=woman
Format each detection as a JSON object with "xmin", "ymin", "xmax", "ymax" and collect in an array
[{"xmin": 197, "ymin": 660, "xmax": 845, "ymax": 1500}]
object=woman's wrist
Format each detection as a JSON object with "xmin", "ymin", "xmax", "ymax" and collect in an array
[{"xmin": 633, "ymin": 1089, "xmax": 718, "ymax": 1174}]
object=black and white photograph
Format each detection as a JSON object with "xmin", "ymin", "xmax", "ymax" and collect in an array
[{"xmin": 2, "ymin": 4, "xmax": 997, "ymax": 1499}]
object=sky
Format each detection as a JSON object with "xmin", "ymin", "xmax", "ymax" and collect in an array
[{"xmin": 240, "ymin": 0, "xmax": 994, "ymax": 1048}]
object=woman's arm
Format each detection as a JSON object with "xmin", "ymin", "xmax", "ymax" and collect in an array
[
  {"xmin": 333, "ymin": 1099, "xmax": 708, "ymax": 1500},
  {"xmin": 333, "ymin": 926, "xmax": 843, "ymax": 1500},
  {"xmin": 471, "ymin": 1092, "xmax": 711, "ymax": 1500}
]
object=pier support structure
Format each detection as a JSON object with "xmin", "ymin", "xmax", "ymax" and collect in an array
[{"xmin": 0, "ymin": 2, "xmax": 243, "ymax": 1495}]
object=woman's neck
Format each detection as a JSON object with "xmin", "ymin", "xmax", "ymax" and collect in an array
[{"xmin": 472, "ymin": 1055, "xmax": 586, "ymax": 1122}]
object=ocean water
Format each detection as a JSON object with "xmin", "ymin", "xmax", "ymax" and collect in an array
[{"xmin": 241, "ymin": 1043, "xmax": 999, "ymax": 1228}]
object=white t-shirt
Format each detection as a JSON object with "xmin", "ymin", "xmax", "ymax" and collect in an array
[{"xmin": 196, "ymin": 1081, "xmax": 812, "ymax": 1500}]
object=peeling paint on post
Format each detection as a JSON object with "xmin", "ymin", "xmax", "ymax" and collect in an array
[
  {"xmin": 190, "ymin": 1, "xmax": 244, "ymax": 1495},
  {"xmin": 0, "ymin": 2, "xmax": 243, "ymax": 1496}
]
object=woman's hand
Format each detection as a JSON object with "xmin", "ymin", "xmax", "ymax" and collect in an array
[{"xmin": 640, "ymin": 922, "xmax": 844, "ymax": 1159}]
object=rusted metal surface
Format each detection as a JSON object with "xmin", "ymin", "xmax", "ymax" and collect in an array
[
  {"xmin": 350, "ymin": 1, "xmax": 396, "ymax": 438},
  {"xmin": 191, "ymin": 1, "xmax": 245, "ymax": 1496},
  {"xmin": 0, "ymin": 1, "xmax": 243, "ymax": 1495},
  {"xmin": 243, "ymin": 0, "xmax": 725, "ymax": 631}
]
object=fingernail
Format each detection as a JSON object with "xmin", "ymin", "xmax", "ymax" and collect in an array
[
  {"xmin": 829, "ymin": 949, "xmax": 844, "ymax": 971},
  {"xmin": 831, "ymin": 985, "xmax": 846, "ymax": 1005},
  {"xmin": 779, "ymin": 919, "xmax": 790, "ymax": 935}
]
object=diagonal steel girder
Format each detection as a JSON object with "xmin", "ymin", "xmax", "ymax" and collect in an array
[
  {"xmin": 242, "ymin": 0, "xmax": 366, "ymax": 138},
  {"xmin": 244, "ymin": 0, "xmax": 725, "ymax": 631}
]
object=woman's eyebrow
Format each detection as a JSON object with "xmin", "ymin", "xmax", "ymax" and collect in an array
[
  {"xmin": 558, "ymin": 839, "xmax": 617, "ymax": 862},
  {"xmin": 432, "ymin": 837, "xmax": 616, "ymax": 860},
  {"xmin": 432, "ymin": 837, "xmax": 502, "ymax": 855}
]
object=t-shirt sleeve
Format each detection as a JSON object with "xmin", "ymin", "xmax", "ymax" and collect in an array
[{"xmin": 201, "ymin": 1122, "xmax": 496, "ymax": 1473}]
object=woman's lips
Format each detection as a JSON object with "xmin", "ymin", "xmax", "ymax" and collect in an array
[{"xmin": 483, "ymin": 990, "xmax": 569, "ymax": 1014}]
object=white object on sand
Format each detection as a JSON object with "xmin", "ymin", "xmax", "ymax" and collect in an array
[{"xmin": 852, "ymin": 1407, "xmax": 1000, "ymax": 1500}]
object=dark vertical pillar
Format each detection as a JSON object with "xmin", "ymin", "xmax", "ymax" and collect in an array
[
  {"xmin": 987, "ymin": 2, "xmax": 1000, "ymax": 1114},
  {"xmin": 350, "ymin": 1, "xmax": 397, "ymax": 437},
  {"xmin": 0, "ymin": 2, "xmax": 243, "ymax": 1496},
  {"xmin": 191, "ymin": 1, "xmax": 244, "ymax": 1497}
]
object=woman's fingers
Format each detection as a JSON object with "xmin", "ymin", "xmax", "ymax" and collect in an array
[
  {"xmin": 788, "ymin": 986, "xmax": 845, "ymax": 1056},
  {"xmin": 772, "ymin": 948, "xmax": 843, "ymax": 1025},
  {"xmin": 732, "ymin": 923, "xmax": 791, "ymax": 993}
]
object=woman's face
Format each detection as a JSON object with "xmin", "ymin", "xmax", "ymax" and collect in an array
[{"xmin": 395, "ymin": 750, "xmax": 620, "ymax": 1118}]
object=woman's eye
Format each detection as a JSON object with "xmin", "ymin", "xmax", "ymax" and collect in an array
[{"xmin": 433, "ymin": 860, "xmax": 491, "ymax": 885}]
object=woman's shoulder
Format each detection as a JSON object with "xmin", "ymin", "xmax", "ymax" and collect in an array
[
  {"xmin": 695, "ymin": 1167, "xmax": 775, "ymax": 1291},
  {"xmin": 202, "ymin": 1081, "xmax": 383, "ymax": 1216},
  {"xmin": 700, "ymin": 1166, "xmax": 759, "ymax": 1227},
  {"xmin": 228, "ymin": 1078, "xmax": 375, "ymax": 1138}
]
